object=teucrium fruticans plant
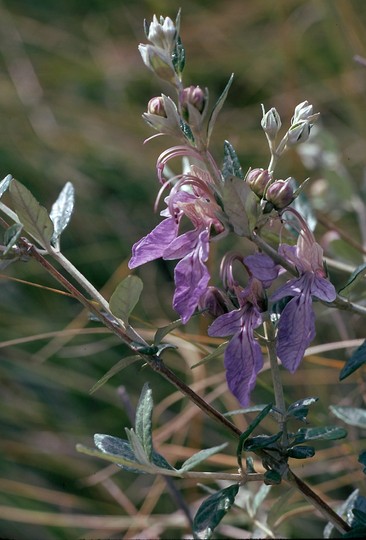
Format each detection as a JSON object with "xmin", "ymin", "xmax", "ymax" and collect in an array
[{"xmin": 1, "ymin": 10, "xmax": 366, "ymax": 539}]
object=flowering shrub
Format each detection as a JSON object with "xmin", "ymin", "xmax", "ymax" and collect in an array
[{"xmin": 1, "ymin": 10, "xmax": 366, "ymax": 540}]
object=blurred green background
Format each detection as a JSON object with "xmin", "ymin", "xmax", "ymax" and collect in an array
[{"xmin": 1, "ymin": 0, "xmax": 366, "ymax": 538}]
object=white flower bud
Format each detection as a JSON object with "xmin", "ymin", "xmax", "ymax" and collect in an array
[{"xmin": 261, "ymin": 105, "xmax": 282, "ymax": 140}]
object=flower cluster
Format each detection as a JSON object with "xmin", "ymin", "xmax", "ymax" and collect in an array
[{"xmin": 128, "ymin": 13, "xmax": 336, "ymax": 406}]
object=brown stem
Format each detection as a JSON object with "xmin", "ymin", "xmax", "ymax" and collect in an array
[{"xmin": 6, "ymin": 231, "xmax": 351, "ymax": 534}]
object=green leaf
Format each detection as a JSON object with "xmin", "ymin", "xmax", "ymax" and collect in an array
[
  {"xmin": 180, "ymin": 120, "xmax": 195, "ymax": 143},
  {"xmin": 224, "ymin": 404, "xmax": 274, "ymax": 417},
  {"xmin": 287, "ymin": 445, "xmax": 315, "ymax": 459},
  {"xmin": 191, "ymin": 341, "xmax": 228, "ymax": 369},
  {"xmin": 0, "ymin": 174, "xmax": 12, "ymax": 198},
  {"xmin": 9, "ymin": 179, "xmax": 54, "ymax": 248},
  {"xmin": 244, "ymin": 432, "xmax": 282, "ymax": 451},
  {"xmin": 222, "ymin": 176, "xmax": 253, "ymax": 236},
  {"xmin": 338, "ymin": 262, "xmax": 366, "ymax": 297},
  {"xmin": 293, "ymin": 425, "xmax": 347, "ymax": 444},
  {"xmin": 178, "ymin": 443, "xmax": 228, "ymax": 473},
  {"xmin": 93, "ymin": 433, "xmax": 147, "ymax": 473},
  {"xmin": 92, "ymin": 434, "xmax": 173, "ymax": 474},
  {"xmin": 50, "ymin": 181, "xmax": 75, "ymax": 243},
  {"xmin": 264, "ymin": 470, "xmax": 282, "ymax": 485},
  {"xmin": 330, "ymin": 406, "xmax": 366, "ymax": 428},
  {"xmin": 192, "ymin": 484, "xmax": 239, "ymax": 540},
  {"xmin": 207, "ymin": 73, "xmax": 234, "ymax": 144},
  {"xmin": 339, "ymin": 340, "xmax": 366, "ymax": 381},
  {"xmin": 222, "ymin": 140, "xmax": 244, "ymax": 180},
  {"xmin": 135, "ymin": 383, "xmax": 153, "ymax": 462},
  {"xmin": 154, "ymin": 318, "xmax": 182, "ymax": 345},
  {"xmin": 89, "ymin": 355, "xmax": 141, "ymax": 394},
  {"xmin": 109, "ymin": 275, "xmax": 143, "ymax": 323},
  {"xmin": 286, "ymin": 397, "xmax": 319, "ymax": 421},
  {"xmin": 172, "ymin": 35, "xmax": 185, "ymax": 76},
  {"xmin": 236, "ymin": 404, "xmax": 272, "ymax": 469},
  {"xmin": 3, "ymin": 223, "xmax": 23, "ymax": 256}
]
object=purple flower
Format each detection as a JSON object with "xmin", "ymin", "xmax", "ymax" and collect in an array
[
  {"xmin": 208, "ymin": 278, "xmax": 264, "ymax": 406},
  {"xmin": 128, "ymin": 163, "xmax": 225, "ymax": 323},
  {"xmin": 272, "ymin": 210, "xmax": 336, "ymax": 372}
]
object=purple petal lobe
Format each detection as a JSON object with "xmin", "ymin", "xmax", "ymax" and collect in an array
[
  {"xmin": 163, "ymin": 228, "xmax": 199, "ymax": 260},
  {"xmin": 312, "ymin": 275, "xmax": 336, "ymax": 302},
  {"xmin": 208, "ymin": 308, "xmax": 244, "ymax": 337},
  {"xmin": 128, "ymin": 217, "xmax": 178, "ymax": 269},
  {"xmin": 244, "ymin": 252, "xmax": 279, "ymax": 287},
  {"xmin": 276, "ymin": 293, "xmax": 315, "ymax": 372},
  {"xmin": 172, "ymin": 231, "xmax": 210, "ymax": 323},
  {"xmin": 224, "ymin": 329, "xmax": 263, "ymax": 406}
]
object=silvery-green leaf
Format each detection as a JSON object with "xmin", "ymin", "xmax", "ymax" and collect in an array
[
  {"xmin": 0, "ymin": 174, "xmax": 12, "ymax": 198},
  {"xmin": 109, "ymin": 275, "xmax": 143, "ymax": 323},
  {"xmin": 330, "ymin": 406, "xmax": 366, "ymax": 428},
  {"xmin": 222, "ymin": 140, "xmax": 244, "ymax": 180},
  {"xmin": 9, "ymin": 179, "xmax": 54, "ymax": 249},
  {"xmin": 135, "ymin": 383, "xmax": 153, "ymax": 461},
  {"xmin": 222, "ymin": 176, "xmax": 254, "ymax": 236},
  {"xmin": 178, "ymin": 443, "xmax": 227, "ymax": 473},
  {"xmin": 89, "ymin": 355, "xmax": 141, "ymax": 394},
  {"xmin": 50, "ymin": 181, "xmax": 75, "ymax": 243},
  {"xmin": 193, "ymin": 484, "xmax": 239, "ymax": 540},
  {"xmin": 293, "ymin": 425, "xmax": 347, "ymax": 444},
  {"xmin": 125, "ymin": 428, "xmax": 151, "ymax": 465},
  {"xmin": 207, "ymin": 73, "xmax": 234, "ymax": 144}
]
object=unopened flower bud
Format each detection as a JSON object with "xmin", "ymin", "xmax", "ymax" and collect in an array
[
  {"xmin": 261, "ymin": 105, "xmax": 281, "ymax": 140},
  {"xmin": 138, "ymin": 44, "xmax": 178, "ymax": 84},
  {"xmin": 292, "ymin": 100, "xmax": 314, "ymax": 123},
  {"xmin": 199, "ymin": 287, "xmax": 230, "ymax": 318},
  {"xmin": 265, "ymin": 179, "xmax": 294, "ymax": 210},
  {"xmin": 146, "ymin": 15, "xmax": 176, "ymax": 52},
  {"xmin": 247, "ymin": 168, "xmax": 272, "ymax": 198},
  {"xmin": 147, "ymin": 96, "xmax": 167, "ymax": 117},
  {"xmin": 287, "ymin": 121, "xmax": 311, "ymax": 146},
  {"xmin": 182, "ymin": 85, "xmax": 206, "ymax": 114}
]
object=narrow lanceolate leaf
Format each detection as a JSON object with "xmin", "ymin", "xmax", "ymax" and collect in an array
[
  {"xmin": 109, "ymin": 275, "xmax": 143, "ymax": 323},
  {"xmin": 135, "ymin": 383, "xmax": 153, "ymax": 462},
  {"xmin": 191, "ymin": 341, "xmax": 228, "ymax": 369},
  {"xmin": 178, "ymin": 443, "xmax": 228, "ymax": 473},
  {"xmin": 89, "ymin": 355, "xmax": 141, "ymax": 394},
  {"xmin": 338, "ymin": 262, "xmax": 366, "ymax": 297},
  {"xmin": 339, "ymin": 340, "xmax": 366, "ymax": 381},
  {"xmin": 222, "ymin": 140, "xmax": 244, "ymax": 180},
  {"xmin": 125, "ymin": 428, "xmax": 151, "ymax": 466},
  {"xmin": 330, "ymin": 406, "xmax": 366, "ymax": 428},
  {"xmin": 236, "ymin": 404, "xmax": 272, "ymax": 469},
  {"xmin": 293, "ymin": 425, "xmax": 347, "ymax": 444},
  {"xmin": 0, "ymin": 174, "xmax": 12, "ymax": 198},
  {"xmin": 50, "ymin": 181, "xmax": 75, "ymax": 243},
  {"xmin": 9, "ymin": 179, "xmax": 54, "ymax": 248},
  {"xmin": 193, "ymin": 484, "xmax": 239, "ymax": 540},
  {"xmin": 154, "ymin": 318, "xmax": 182, "ymax": 345},
  {"xmin": 207, "ymin": 73, "xmax": 234, "ymax": 144}
]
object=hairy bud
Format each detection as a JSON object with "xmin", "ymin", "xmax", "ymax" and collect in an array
[
  {"xmin": 265, "ymin": 179, "xmax": 294, "ymax": 209},
  {"xmin": 247, "ymin": 168, "xmax": 272, "ymax": 198},
  {"xmin": 261, "ymin": 105, "xmax": 282, "ymax": 140},
  {"xmin": 147, "ymin": 96, "xmax": 167, "ymax": 117}
]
